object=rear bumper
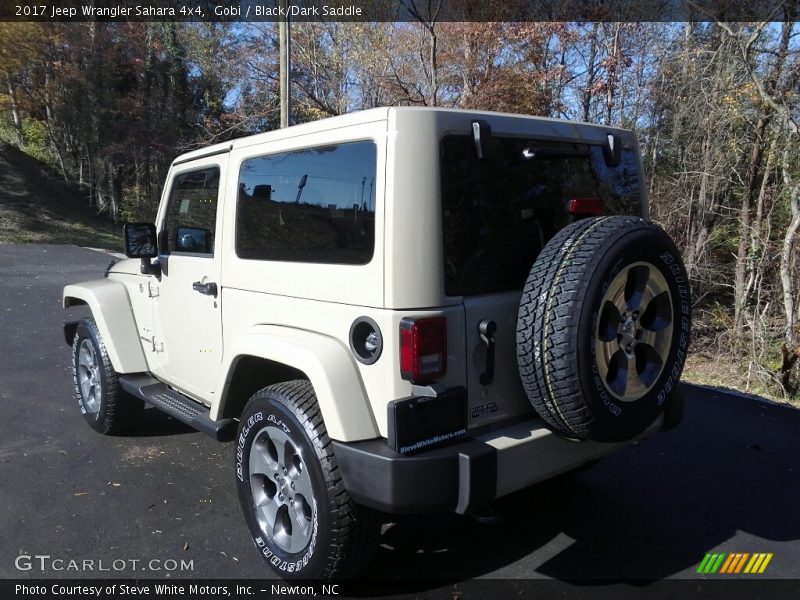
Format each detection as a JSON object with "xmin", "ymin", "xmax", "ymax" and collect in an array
[{"xmin": 333, "ymin": 413, "xmax": 664, "ymax": 515}]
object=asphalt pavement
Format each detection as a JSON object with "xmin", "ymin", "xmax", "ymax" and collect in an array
[{"xmin": 1, "ymin": 244, "xmax": 799, "ymax": 588}]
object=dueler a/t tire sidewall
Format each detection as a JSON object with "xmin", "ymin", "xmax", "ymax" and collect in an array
[
  {"xmin": 235, "ymin": 397, "xmax": 329, "ymax": 579},
  {"xmin": 575, "ymin": 225, "xmax": 691, "ymax": 441},
  {"xmin": 73, "ymin": 319, "xmax": 113, "ymax": 433}
]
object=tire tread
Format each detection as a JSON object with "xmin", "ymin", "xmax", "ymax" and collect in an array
[
  {"xmin": 244, "ymin": 380, "xmax": 380, "ymax": 579},
  {"xmin": 517, "ymin": 216, "xmax": 681, "ymax": 440},
  {"xmin": 72, "ymin": 316, "xmax": 143, "ymax": 435}
]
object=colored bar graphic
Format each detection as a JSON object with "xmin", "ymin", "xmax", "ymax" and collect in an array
[
  {"xmin": 697, "ymin": 553, "xmax": 727, "ymax": 574},
  {"xmin": 696, "ymin": 554, "xmax": 713, "ymax": 574},
  {"xmin": 700, "ymin": 552, "xmax": 773, "ymax": 575},
  {"xmin": 719, "ymin": 554, "xmax": 736, "ymax": 573},
  {"xmin": 734, "ymin": 553, "xmax": 749, "ymax": 573},
  {"xmin": 745, "ymin": 554, "xmax": 761, "ymax": 573},
  {"xmin": 711, "ymin": 553, "xmax": 726, "ymax": 573},
  {"xmin": 758, "ymin": 553, "xmax": 773, "ymax": 573}
]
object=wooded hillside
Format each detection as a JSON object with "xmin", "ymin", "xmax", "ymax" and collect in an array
[{"xmin": 1, "ymin": 11, "xmax": 799, "ymax": 397}]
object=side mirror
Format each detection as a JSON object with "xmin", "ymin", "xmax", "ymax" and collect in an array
[
  {"xmin": 602, "ymin": 133, "xmax": 622, "ymax": 168},
  {"xmin": 123, "ymin": 223, "xmax": 159, "ymax": 276},
  {"xmin": 124, "ymin": 223, "xmax": 158, "ymax": 258}
]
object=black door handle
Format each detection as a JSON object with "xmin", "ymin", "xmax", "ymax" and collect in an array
[
  {"xmin": 478, "ymin": 320, "xmax": 496, "ymax": 385},
  {"xmin": 192, "ymin": 281, "xmax": 218, "ymax": 296}
]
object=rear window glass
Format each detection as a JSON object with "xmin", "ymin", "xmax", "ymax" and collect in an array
[
  {"xmin": 236, "ymin": 141, "xmax": 376, "ymax": 265},
  {"xmin": 441, "ymin": 135, "xmax": 641, "ymax": 296}
]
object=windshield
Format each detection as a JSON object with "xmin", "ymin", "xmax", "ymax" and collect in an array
[{"xmin": 441, "ymin": 135, "xmax": 642, "ymax": 297}]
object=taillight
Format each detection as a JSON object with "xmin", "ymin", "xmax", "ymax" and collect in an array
[
  {"xmin": 399, "ymin": 316, "xmax": 447, "ymax": 383},
  {"xmin": 569, "ymin": 197, "xmax": 604, "ymax": 216}
]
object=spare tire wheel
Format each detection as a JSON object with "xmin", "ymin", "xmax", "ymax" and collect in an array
[{"xmin": 516, "ymin": 216, "xmax": 691, "ymax": 442}]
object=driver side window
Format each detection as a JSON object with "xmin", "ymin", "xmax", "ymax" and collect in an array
[{"xmin": 163, "ymin": 167, "xmax": 220, "ymax": 256}]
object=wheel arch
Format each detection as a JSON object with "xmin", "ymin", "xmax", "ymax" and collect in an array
[
  {"xmin": 212, "ymin": 325, "xmax": 379, "ymax": 442},
  {"xmin": 63, "ymin": 280, "xmax": 148, "ymax": 374}
]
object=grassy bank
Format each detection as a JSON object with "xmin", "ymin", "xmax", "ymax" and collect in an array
[{"xmin": 0, "ymin": 143, "xmax": 122, "ymax": 251}]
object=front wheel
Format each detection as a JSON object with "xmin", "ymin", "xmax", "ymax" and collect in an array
[
  {"xmin": 71, "ymin": 317, "xmax": 143, "ymax": 434},
  {"xmin": 235, "ymin": 380, "xmax": 381, "ymax": 579}
]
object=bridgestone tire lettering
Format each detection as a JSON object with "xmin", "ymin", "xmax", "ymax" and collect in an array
[{"xmin": 516, "ymin": 216, "xmax": 691, "ymax": 442}]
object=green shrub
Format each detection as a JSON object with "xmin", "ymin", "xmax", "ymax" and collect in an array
[{"xmin": 21, "ymin": 118, "xmax": 58, "ymax": 170}]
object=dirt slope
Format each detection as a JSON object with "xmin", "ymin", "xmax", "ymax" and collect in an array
[{"xmin": 0, "ymin": 143, "xmax": 121, "ymax": 250}]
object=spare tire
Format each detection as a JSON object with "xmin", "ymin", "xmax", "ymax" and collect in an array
[{"xmin": 516, "ymin": 216, "xmax": 691, "ymax": 442}]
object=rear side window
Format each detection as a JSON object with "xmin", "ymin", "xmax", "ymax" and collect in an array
[
  {"xmin": 441, "ymin": 135, "xmax": 641, "ymax": 296},
  {"xmin": 236, "ymin": 141, "xmax": 377, "ymax": 265},
  {"xmin": 163, "ymin": 167, "xmax": 220, "ymax": 256}
]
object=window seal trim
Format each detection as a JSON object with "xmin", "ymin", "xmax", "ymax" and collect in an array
[
  {"xmin": 234, "ymin": 140, "xmax": 377, "ymax": 265},
  {"xmin": 161, "ymin": 166, "xmax": 222, "ymax": 257},
  {"xmin": 172, "ymin": 144, "xmax": 232, "ymax": 167}
]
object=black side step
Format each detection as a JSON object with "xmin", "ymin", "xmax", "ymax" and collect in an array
[{"xmin": 119, "ymin": 374, "xmax": 237, "ymax": 442}]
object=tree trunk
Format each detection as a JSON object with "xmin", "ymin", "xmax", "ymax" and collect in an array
[
  {"xmin": 582, "ymin": 24, "xmax": 599, "ymax": 122},
  {"xmin": 86, "ymin": 148, "xmax": 96, "ymax": 211},
  {"xmin": 733, "ymin": 114, "xmax": 771, "ymax": 339},
  {"xmin": 428, "ymin": 25, "xmax": 438, "ymax": 106},
  {"xmin": 780, "ymin": 154, "xmax": 800, "ymax": 345},
  {"xmin": 5, "ymin": 72, "xmax": 24, "ymax": 145},
  {"xmin": 604, "ymin": 23, "xmax": 621, "ymax": 125},
  {"xmin": 459, "ymin": 30, "xmax": 471, "ymax": 106},
  {"xmin": 408, "ymin": 1, "xmax": 441, "ymax": 107},
  {"xmin": 43, "ymin": 69, "xmax": 68, "ymax": 180},
  {"xmin": 109, "ymin": 160, "xmax": 121, "ymax": 224}
]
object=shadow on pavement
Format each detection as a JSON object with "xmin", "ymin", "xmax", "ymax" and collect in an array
[
  {"xmin": 355, "ymin": 384, "xmax": 800, "ymax": 591},
  {"xmin": 125, "ymin": 407, "xmax": 197, "ymax": 438}
]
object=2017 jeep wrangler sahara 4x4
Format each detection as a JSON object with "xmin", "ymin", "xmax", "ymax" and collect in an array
[{"xmin": 63, "ymin": 107, "xmax": 690, "ymax": 579}]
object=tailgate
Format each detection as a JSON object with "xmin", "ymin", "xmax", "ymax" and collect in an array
[{"xmin": 462, "ymin": 291, "xmax": 534, "ymax": 429}]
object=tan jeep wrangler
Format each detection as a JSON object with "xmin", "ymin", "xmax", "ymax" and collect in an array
[{"xmin": 63, "ymin": 107, "xmax": 690, "ymax": 579}]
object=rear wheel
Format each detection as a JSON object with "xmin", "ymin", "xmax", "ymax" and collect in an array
[
  {"xmin": 516, "ymin": 216, "xmax": 691, "ymax": 442},
  {"xmin": 235, "ymin": 380, "xmax": 381, "ymax": 579}
]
